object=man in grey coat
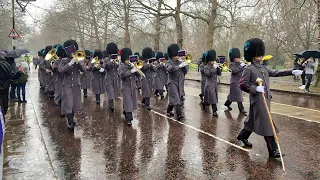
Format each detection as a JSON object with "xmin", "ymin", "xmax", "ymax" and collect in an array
[
  {"xmin": 80, "ymin": 50, "xmax": 92, "ymax": 97},
  {"xmin": 302, "ymin": 57, "xmax": 316, "ymax": 93},
  {"xmin": 53, "ymin": 45, "xmax": 67, "ymax": 117},
  {"xmin": 141, "ymin": 47, "xmax": 156, "ymax": 111},
  {"xmin": 39, "ymin": 45, "xmax": 55, "ymax": 99},
  {"xmin": 118, "ymin": 48, "xmax": 139, "ymax": 126},
  {"xmin": 103, "ymin": 43, "xmax": 120, "ymax": 112},
  {"xmin": 224, "ymin": 48, "xmax": 247, "ymax": 114},
  {"xmin": 154, "ymin": 52, "xmax": 167, "ymax": 99},
  {"xmin": 58, "ymin": 40, "xmax": 86, "ymax": 131},
  {"xmin": 89, "ymin": 50, "xmax": 106, "ymax": 104},
  {"xmin": 166, "ymin": 44, "xmax": 188, "ymax": 120},
  {"xmin": 203, "ymin": 50, "xmax": 221, "ymax": 116},
  {"xmin": 236, "ymin": 38, "xmax": 303, "ymax": 158}
]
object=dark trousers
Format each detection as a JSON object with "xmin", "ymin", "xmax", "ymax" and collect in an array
[
  {"xmin": 301, "ymin": 71, "xmax": 306, "ymax": 85},
  {"xmin": 10, "ymin": 84, "xmax": 17, "ymax": 99},
  {"xmin": 225, "ymin": 99, "xmax": 244, "ymax": 111},
  {"xmin": 17, "ymin": 83, "xmax": 26, "ymax": 101},
  {"xmin": 125, "ymin": 112, "xmax": 133, "ymax": 121},
  {"xmin": 211, "ymin": 104, "xmax": 217, "ymax": 112},
  {"xmin": 238, "ymin": 129, "xmax": 277, "ymax": 153},
  {"xmin": 305, "ymin": 74, "xmax": 313, "ymax": 90},
  {"xmin": 96, "ymin": 94, "xmax": 101, "ymax": 102},
  {"xmin": 0, "ymin": 91, "xmax": 9, "ymax": 116},
  {"xmin": 108, "ymin": 99, "xmax": 114, "ymax": 108},
  {"xmin": 83, "ymin": 89, "xmax": 87, "ymax": 95},
  {"xmin": 67, "ymin": 113, "xmax": 74, "ymax": 124},
  {"xmin": 167, "ymin": 105, "xmax": 182, "ymax": 116}
]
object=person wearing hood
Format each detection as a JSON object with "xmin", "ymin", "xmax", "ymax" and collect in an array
[
  {"xmin": 224, "ymin": 48, "xmax": 247, "ymax": 114},
  {"xmin": 118, "ymin": 48, "xmax": 139, "ymax": 126},
  {"xmin": 165, "ymin": 44, "xmax": 188, "ymax": 120},
  {"xmin": 236, "ymin": 38, "xmax": 303, "ymax": 158},
  {"xmin": 202, "ymin": 50, "xmax": 221, "ymax": 116},
  {"xmin": 89, "ymin": 50, "xmax": 106, "ymax": 104},
  {"xmin": 103, "ymin": 43, "xmax": 120, "ymax": 112}
]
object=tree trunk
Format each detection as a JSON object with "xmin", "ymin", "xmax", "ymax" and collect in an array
[
  {"xmin": 315, "ymin": 0, "xmax": 320, "ymax": 87},
  {"xmin": 176, "ymin": 0, "xmax": 183, "ymax": 48},
  {"xmin": 123, "ymin": 0, "xmax": 131, "ymax": 48},
  {"xmin": 206, "ymin": 0, "xmax": 218, "ymax": 49},
  {"xmin": 88, "ymin": 0, "xmax": 101, "ymax": 49},
  {"xmin": 103, "ymin": 12, "xmax": 109, "ymax": 49},
  {"xmin": 154, "ymin": 0, "xmax": 161, "ymax": 51}
]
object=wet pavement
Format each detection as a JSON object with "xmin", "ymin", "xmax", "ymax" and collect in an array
[{"xmin": 3, "ymin": 68, "xmax": 320, "ymax": 179}]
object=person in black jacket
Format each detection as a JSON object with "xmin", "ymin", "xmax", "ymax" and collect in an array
[{"xmin": 0, "ymin": 51, "xmax": 22, "ymax": 117}]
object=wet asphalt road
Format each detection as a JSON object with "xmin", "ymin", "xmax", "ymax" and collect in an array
[{"xmin": 3, "ymin": 68, "xmax": 320, "ymax": 179}]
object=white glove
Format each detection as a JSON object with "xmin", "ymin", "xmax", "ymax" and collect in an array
[
  {"xmin": 110, "ymin": 59, "xmax": 114, "ymax": 62},
  {"xmin": 131, "ymin": 68, "xmax": 137, "ymax": 73},
  {"xmin": 292, "ymin": 70, "xmax": 303, "ymax": 76},
  {"xmin": 178, "ymin": 58, "xmax": 183, "ymax": 62},
  {"xmin": 94, "ymin": 64, "xmax": 99, "ymax": 68},
  {"xmin": 68, "ymin": 59, "xmax": 75, "ymax": 66},
  {"xmin": 179, "ymin": 62, "xmax": 187, "ymax": 68},
  {"xmin": 240, "ymin": 62, "xmax": 246, "ymax": 67},
  {"xmin": 80, "ymin": 72, "xmax": 84, "ymax": 75},
  {"xmin": 99, "ymin": 68, "xmax": 105, "ymax": 73},
  {"xmin": 213, "ymin": 64, "xmax": 218, "ymax": 69},
  {"xmin": 256, "ymin": 86, "xmax": 265, "ymax": 93}
]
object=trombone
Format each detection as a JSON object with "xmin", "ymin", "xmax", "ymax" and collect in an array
[{"xmin": 130, "ymin": 62, "xmax": 145, "ymax": 78}]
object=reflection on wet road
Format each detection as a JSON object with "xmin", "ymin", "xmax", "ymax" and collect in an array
[{"xmin": 3, "ymin": 70, "xmax": 320, "ymax": 179}]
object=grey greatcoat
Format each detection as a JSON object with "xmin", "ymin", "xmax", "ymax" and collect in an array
[
  {"xmin": 118, "ymin": 64, "xmax": 139, "ymax": 112},
  {"xmin": 141, "ymin": 63, "xmax": 155, "ymax": 98},
  {"xmin": 37, "ymin": 58, "xmax": 46, "ymax": 86},
  {"xmin": 52, "ymin": 59, "xmax": 64, "ymax": 105},
  {"xmin": 154, "ymin": 63, "xmax": 167, "ymax": 91},
  {"xmin": 166, "ymin": 60, "xmax": 188, "ymax": 106},
  {"xmin": 80, "ymin": 59, "xmax": 91, "ymax": 89},
  {"xmin": 103, "ymin": 58, "xmax": 120, "ymax": 100},
  {"xmin": 199, "ymin": 63, "xmax": 206, "ymax": 96},
  {"xmin": 89, "ymin": 61, "xmax": 106, "ymax": 94},
  {"xmin": 228, "ymin": 62, "xmax": 244, "ymax": 102},
  {"xmin": 203, "ymin": 64, "xmax": 221, "ymax": 105},
  {"xmin": 39, "ymin": 59, "xmax": 55, "ymax": 92},
  {"xmin": 239, "ymin": 62, "xmax": 292, "ymax": 136},
  {"xmin": 58, "ymin": 58, "xmax": 85, "ymax": 115}
]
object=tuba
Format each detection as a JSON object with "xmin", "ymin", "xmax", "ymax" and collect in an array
[{"xmin": 45, "ymin": 48, "xmax": 59, "ymax": 61}]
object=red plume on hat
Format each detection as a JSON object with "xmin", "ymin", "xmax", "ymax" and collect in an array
[{"xmin": 118, "ymin": 49, "xmax": 122, "ymax": 56}]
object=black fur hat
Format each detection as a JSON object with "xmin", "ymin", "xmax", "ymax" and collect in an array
[
  {"xmin": 106, "ymin": 43, "xmax": 118, "ymax": 55},
  {"xmin": 43, "ymin": 45, "xmax": 52, "ymax": 57},
  {"xmin": 167, "ymin": 44, "xmax": 180, "ymax": 58},
  {"xmin": 205, "ymin": 50, "xmax": 217, "ymax": 62},
  {"xmin": 229, "ymin": 48, "xmax": 240, "ymax": 62},
  {"xmin": 37, "ymin": 50, "xmax": 42, "ymax": 56},
  {"xmin": 40, "ymin": 49, "xmax": 45, "ymax": 56},
  {"xmin": 244, "ymin": 38, "xmax": 265, "ymax": 62},
  {"xmin": 102, "ymin": 50, "xmax": 108, "ymax": 59},
  {"xmin": 84, "ymin": 50, "xmax": 91, "ymax": 58},
  {"xmin": 56, "ymin": 44, "xmax": 67, "ymax": 58},
  {"xmin": 92, "ymin": 50, "xmax": 103, "ymax": 60},
  {"xmin": 120, "ymin": 48, "xmax": 132, "ymax": 62},
  {"xmin": 164, "ymin": 53, "xmax": 168, "ymax": 60},
  {"xmin": 201, "ymin": 53, "xmax": 206, "ymax": 62},
  {"xmin": 155, "ymin": 52, "xmax": 164, "ymax": 60},
  {"xmin": 134, "ymin": 52, "xmax": 140, "ymax": 56},
  {"xmin": 62, "ymin": 39, "xmax": 79, "ymax": 55},
  {"xmin": 142, "ymin": 47, "xmax": 154, "ymax": 60}
]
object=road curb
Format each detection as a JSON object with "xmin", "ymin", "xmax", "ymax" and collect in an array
[{"xmin": 185, "ymin": 78, "xmax": 320, "ymax": 98}]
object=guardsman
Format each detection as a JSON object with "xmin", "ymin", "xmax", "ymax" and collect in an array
[
  {"xmin": 154, "ymin": 52, "xmax": 167, "ymax": 99},
  {"xmin": 80, "ymin": 50, "xmax": 92, "ymax": 97},
  {"xmin": 141, "ymin": 47, "xmax": 155, "ymax": 110},
  {"xmin": 39, "ymin": 45, "xmax": 55, "ymax": 99},
  {"xmin": 89, "ymin": 50, "xmax": 106, "ymax": 104}
]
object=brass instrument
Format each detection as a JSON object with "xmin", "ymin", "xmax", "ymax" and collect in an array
[
  {"xmin": 136, "ymin": 59, "xmax": 144, "ymax": 69},
  {"xmin": 72, "ymin": 50, "xmax": 86, "ymax": 62},
  {"xmin": 130, "ymin": 62, "xmax": 145, "ymax": 78},
  {"xmin": 45, "ymin": 48, "xmax": 59, "ymax": 61},
  {"xmin": 240, "ymin": 60, "xmax": 251, "ymax": 65},
  {"xmin": 262, "ymin": 55, "xmax": 273, "ymax": 61},
  {"xmin": 152, "ymin": 61, "xmax": 157, "ymax": 66},
  {"xmin": 216, "ymin": 62, "xmax": 231, "ymax": 72},
  {"xmin": 91, "ymin": 56, "xmax": 101, "ymax": 70},
  {"xmin": 184, "ymin": 54, "xmax": 192, "ymax": 63}
]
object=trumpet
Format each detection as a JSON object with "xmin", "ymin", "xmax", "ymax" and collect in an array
[
  {"xmin": 72, "ymin": 50, "xmax": 86, "ymax": 62},
  {"xmin": 45, "ymin": 48, "xmax": 59, "ymax": 61},
  {"xmin": 91, "ymin": 56, "xmax": 101, "ymax": 70},
  {"xmin": 216, "ymin": 62, "xmax": 231, "ymax": 72},
  {"xmin": 183, "ymin": 54, "xmax": 192, "ymax": 63}
]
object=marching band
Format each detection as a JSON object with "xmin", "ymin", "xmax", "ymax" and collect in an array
[{"xmin": 34, "ymin": 38, "xmax": 304, "ymax": 158}]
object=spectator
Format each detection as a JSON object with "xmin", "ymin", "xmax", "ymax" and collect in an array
[
  {"xmin": 302, "ymin": 57, "xmax": 316, "ymax": 93},
  {"xmin": 6, "ymin": 57, "xmax": 18, "ymax": 100},
  {"xmin": 0, "ymin": 51, "xmax": 22, "ymax": 117},
  {"xmin": 15, "ymin": 58, "xmax": 29, "ymax": 103}
]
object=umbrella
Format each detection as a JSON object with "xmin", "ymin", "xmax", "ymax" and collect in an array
[
  {"xmin": 6, "ymin": 49, "xmax": 30, "ymax": 58},
  {"xmin": 302, "ymin": 50, "xmax": 320, "ymax": 59},
  {"xmin": 293, "ymin": 51, "xmax": 304, "ymax": 58}
]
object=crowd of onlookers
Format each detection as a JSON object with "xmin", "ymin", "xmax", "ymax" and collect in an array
[{"xmin": 0, "ymin": 51, "xmax": 30, "ymax": 120}]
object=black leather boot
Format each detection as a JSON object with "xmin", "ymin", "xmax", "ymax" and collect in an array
[
  {"xmin": 224, "ymin": 99, "xmax": 232, "ymax": 110},
  {"xmin": 145, "ymin": 97, "xmax": 151, "ymax": 111},
  {"xmin": 176, "ymin": 105, "xmax": 184, "ymax": 120},
  {"xmin": 167, "ymin": 105, "xmax": 174, "ymax": 117},
  {"xmin": 238, "ymin": 102, "xmax": 247, "ymax": 114},
  {"xmin": 108, "ymin": 99, "xmax": 114, "ymax": 112},
  {"xmin": 96, "ymin": 94, "xmax": 100, "ymax": 104},
  {"xmin": 212, "ymin": 104, "xmax": 218, "ymax": 116},
  {"xmin": 66, "ymin": 113, "xmax": 75, "ymax": 131}
]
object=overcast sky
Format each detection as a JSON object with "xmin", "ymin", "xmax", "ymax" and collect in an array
[{"xmin": 24, "ymin": 0, "xmax": 54, "ymax": 27}]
